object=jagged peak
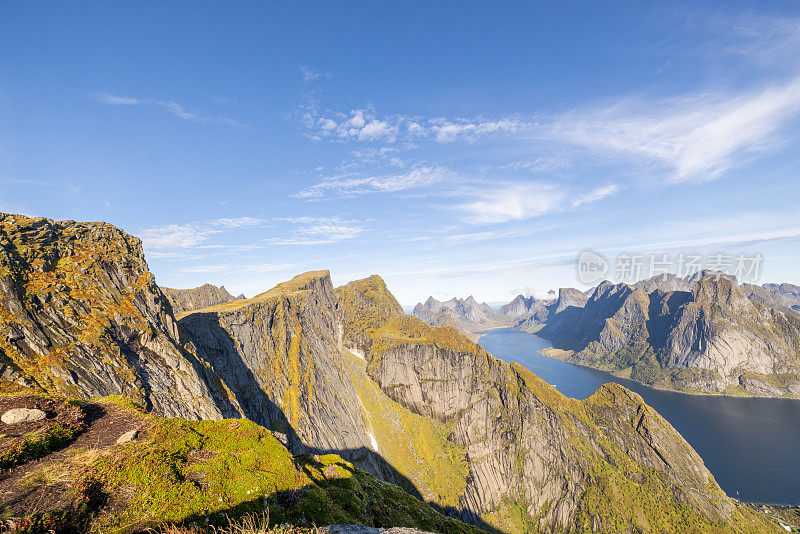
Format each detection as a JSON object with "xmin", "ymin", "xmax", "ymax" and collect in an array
[{"xmin": 691, "ymin": 272, "xmax": 751, "ymax": 309}]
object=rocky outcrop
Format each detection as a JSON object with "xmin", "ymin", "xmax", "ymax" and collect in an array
[
  {"xmin": 161, "ymin": 284, "xmax": 243, "ymax": 315},
  {"xmin": 338, "ymin": 276, "xmax": 771, "ymax": 533},
  {"xmin": 0, "ymin": 214, "xmax": 240, "ymax": 419},
  {"xmin": 540, "ymin": 274, "xmax": 800, "ymax": 397}
]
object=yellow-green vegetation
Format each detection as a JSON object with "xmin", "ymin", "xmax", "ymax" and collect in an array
[
  {"xmin": 0, "ymin": 214, "xmax": 173, "ymax": 402},
  {"xmin": 0, "ymin": 395, "xmax": 86, "ymax": 470},
  {"xmin": 336, "ymin": 274, "xmax": 492, "ymax": 361},
  {"xmin": 341, "ymin": 349, "xmax": 469, "ymax": 511},
  {"xmin": 336, "ymin": 275, "xmax": 405, "ymax": 349},
  {"xmin": 481, "ymin": 500, "xmax": 538, "ymax": 534},
  {"xmin": 8, "ymin": 397, "xmax": 478, "ymax": 534},
  {"xmin": 155, "ymin": 514, "xmax": 325, "ymax": 534},
  {"xmin": 193, "ymin": 271, "xmax": 331, "ymax": 315},
  {"xmin": 370, "ymin": 315, "xmax": 485, "ymax": 358},
  {"xmin": 95, "ymin": 417, "xmax": 477, "ymax": 533}
]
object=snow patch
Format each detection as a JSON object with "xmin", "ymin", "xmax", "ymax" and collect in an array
[
  {"xmin": 348, "ymin": 347, "xmax": 365, "ymax": 360},
  {"xmin": 369, "ymin": 432, "xmax": 379, "ymax": 452}
]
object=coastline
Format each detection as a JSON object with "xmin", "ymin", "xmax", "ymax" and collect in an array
[{"xmin": 538, "ymin": 342, "xmax": 800, "ymax": 401}]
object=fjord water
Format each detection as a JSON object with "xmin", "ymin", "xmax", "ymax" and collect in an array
[{"xmin": 479, "ymin": 328, "xmax": 800, "ymax": 506}]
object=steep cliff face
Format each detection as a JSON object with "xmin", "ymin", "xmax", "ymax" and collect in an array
[
  {"xmin": 161, "ymin": 284, "xmax": 243, "ymax": 315},
  {"xmin": 0, "ymin": 214, "xmax": 238, "ymax": 418},
  {"xmin": 337, "ymin": 276, "xmax": 773, "ymax": 533},
  {"xmin": 180, "ymin": 273, "xmax": 372, "ymax": 458},
  {"xmin": 540, "ymin": 274, "xmax": 800, "ymax": 397}
]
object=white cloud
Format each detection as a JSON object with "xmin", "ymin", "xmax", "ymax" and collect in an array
[
  {"xmin": 93, "ymin": 92, "xmax": 249, "ymax": 128},
  {"xmin": 572, "ymin": 183, "xmax": 620, "ymax": 207},
  {"xmin": 299, "ymin": 65, "xmax": 331, "ymax": 82},
  {"xmin": 455, "ymin": 182, "xmax": 567, "ymax": 224},
  {"xmin": 550, "ymin": 76, "xmax": 800, "ymax": 182},
  {"xmin": 295, "ymin": 165, "xmax": 447, "ymax": 198},
  {"xmin": 141, "ymin": 217, "xmax": 265, "ymax": 250},
  {"xmin": 269, "ymin": 216, "xmax": 364, "ymax": 245},
  {"xmin": 93, "ymin": 92, "xmax": 139, "ymax": 105},
  {"xmin": 141, "ymin": 224, "xmax": 212, "ymax": 250},
  {"xmin": 212, "ymin": 217, "xmax": 266, "ymax": 228},
  {"xmin": 301, "ymin": 104, "xmax": 530, "ymax": 144},
  {"xmin": 429, "ymin": 117, "xmax": 525, "ymax": 143}
]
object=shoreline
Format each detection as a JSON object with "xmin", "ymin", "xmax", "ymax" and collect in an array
[
  {"xmin": 538, "ymin": 338, "xmax": 800, "ymax": 402},
  {"xmin": 478, "ymin": 326, "xmax": 800, "ymax": 401}
]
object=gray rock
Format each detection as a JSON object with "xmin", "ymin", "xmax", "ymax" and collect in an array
[
  {"xmin": 538, "ymin": 273, "xmax": 800, "ymax": 397},
  {"xmin": 161, "ymin": 284, "xmax": 244, "ymax": 315},
  {"xmin": 116, "ymin": 429, "xmax": 139, "ymax": 444},
  {"xmin": 337, "ymin": 275, "xmax": 739, "ymax": 532},
  {"xmin": 2, "ymin": 407, "xmax": 46, "ymax": 425},
  {"xmin": 412, "ymin": 295, "xmax": 510, "ymax": 333},
  {"xmin": 0, "ymin": 214, "xmax": 242, "ymax": 420}
]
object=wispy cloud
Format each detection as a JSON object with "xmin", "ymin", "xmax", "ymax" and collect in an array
[
  {"xmin": 0, "ymin": 178, "xmax": 54, "ymax": 187},
  {"xmin": 572, "ymin": 183, "xmax": 620, "ymax": 207},
  {"xmin": 549, "ymin": 76, "xmax": 800, "ymax": 182},
  {"xmin": 295, "ymin": 165, "xmax": 448, "ymax": 198},
  {"xmin": 453, "ymin": 180, "xmax": 621, "ymax": 224},
  {"xmin": 299, "ymin": 65, "xmax": 331, "ymax": 82},
  {"xmin": 93, "ymin": 92, "xmax": 250, "ymax": 128},
  {"xmin": 268, "ymin": 216, "xmax": 364, "ymax": 245},
  {"xmin": 141, "ymin": 217, "xmax": 266, "ymax": 250},
  {"xmin": 454, "ymin": 182, "xmax": 567, "ymax": 224}
]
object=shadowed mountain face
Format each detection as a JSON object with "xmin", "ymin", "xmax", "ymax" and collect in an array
[
  {"xmin": 528, "ymin": 274, "xmax": 800, "ymax": 397},
  {"xmin": 0, "ymin": 213, "xmax": 785, "ymax": 533},
  {"xmin": 160, "ymin": 284, "xmax": 244, "ymax": 315}
]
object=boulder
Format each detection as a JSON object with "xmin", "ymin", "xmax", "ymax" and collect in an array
[
  {"xmin": 1, "ymin": 407, "xmax": 46, "ymax": 425},
  {"xmin": 116, "ymin": 429, "xmax": 139, "ymax": 444}
]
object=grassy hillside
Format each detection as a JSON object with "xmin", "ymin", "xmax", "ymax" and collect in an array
[{"xmin": 0, "ymin": 394, "xmax": 480, "ymax": 534}]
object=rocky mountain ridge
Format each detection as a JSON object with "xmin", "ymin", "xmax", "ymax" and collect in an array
[
  {"xmin": 412, "ymin": 296, "xmax": 507, "ymax": 334},
  {"xmin": 524, "ymin": 273, "xmax": 800, "ymax": 397},
  {"xmin": 161, "ymin": 283, "xmax": 244, "ymax": 315},
  {"xmin": 0, "ymin": 213, "xmax": 785, "ymax": 533}
]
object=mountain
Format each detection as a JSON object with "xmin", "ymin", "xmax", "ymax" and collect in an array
[
  {"xmin": 161, "ymin": 283, "xmax": 244, "ymax": 315},
  {"xmin": 742, "ymin": 282, "xmax": 800, "ymax": 315},
  {"xmin": 412, "ymin": 296, "xmax": 509, "ymax": 334},
  {"xmin": 538, "ymin": 274, "xmax": 800, "ymax": 397},
  {"xmin": 0, "ymin": 213, "xmax": 784, "ymax": 532},
  {"xmin": 338, "ymin": 276, "xmax": 775, "ymax": 532},
  {"xmin": 500, "ymin": 293, "xmax": 556, "ymax": 332},
  {"xmin": 0, "ymin": 214, "xmax": 238, "ymax": 418}
]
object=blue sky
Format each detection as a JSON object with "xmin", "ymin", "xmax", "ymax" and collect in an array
[{"xmin": 2, "ymin": 2, "xmax": 800, "ymax": 305}]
